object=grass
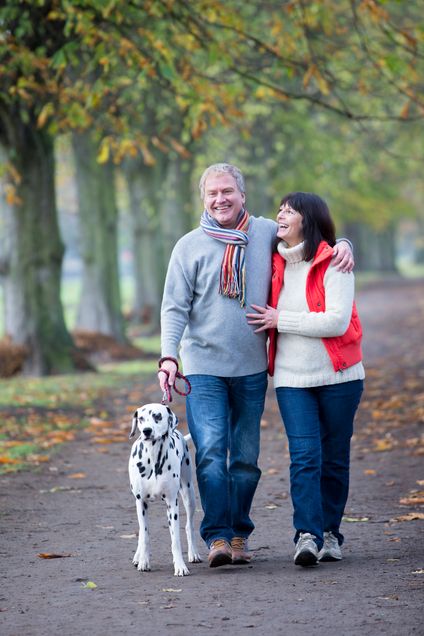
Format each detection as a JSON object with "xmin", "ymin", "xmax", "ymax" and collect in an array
[{"xmin": 0, "ymin": 356, "xmax": 159, "ymax": 474}]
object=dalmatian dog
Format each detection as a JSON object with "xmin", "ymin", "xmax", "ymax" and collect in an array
[{"xmin": 128, "ymin": 403, "xmax": 202, "ymax": 576}]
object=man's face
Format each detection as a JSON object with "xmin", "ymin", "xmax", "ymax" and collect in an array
[{"xmin": 203, "ymin": 173, "xmax": 245, "ymax": 229}]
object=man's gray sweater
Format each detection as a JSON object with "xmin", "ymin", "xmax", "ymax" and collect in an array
[{"xmin": 161, "ymin": 216, "xmax": 277, "ymax": 376}]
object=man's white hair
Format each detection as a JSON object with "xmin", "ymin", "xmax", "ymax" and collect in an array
[{"xmin": 199, "ymin": 163, "xmax": 245, "ymax": 199}]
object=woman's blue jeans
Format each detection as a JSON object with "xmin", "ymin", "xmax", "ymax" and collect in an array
[
  {"xmin": 186, "ymin": 371, "xmax": 268, "ymax": 547},
  {"xmin": 276, "ymin": 380, "xmax": 363, "ymax": 549}
]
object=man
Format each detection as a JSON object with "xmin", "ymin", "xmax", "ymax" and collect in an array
[{"xmin": 158, "ymin": 163, "xmax": 353, "ymax": 568}]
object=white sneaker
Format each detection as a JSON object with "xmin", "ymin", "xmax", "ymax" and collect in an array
[
  {"xmin": 294, "ymin": 532, "xmax": 319, "ymax": 566},
  {"xmin": 318, "ymin": 531, "xmax": 342, "ymax": 562}
]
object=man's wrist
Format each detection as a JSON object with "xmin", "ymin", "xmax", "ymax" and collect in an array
[{"xmin": 158, "ymin": 356, "xmax": 179, "ymax": 371}]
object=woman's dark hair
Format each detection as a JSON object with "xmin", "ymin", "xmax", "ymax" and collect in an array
[{"xmin": 279, "ymin": 192, "xmax": 336, "ymax": 261}]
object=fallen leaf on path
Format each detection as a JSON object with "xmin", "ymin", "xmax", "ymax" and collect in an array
[
  {"xmin": 265, "ymin": 504, "xmax": 278, "ymax": 510},
  {"xmin": 0, "ymin": 457, "xmax": 21, "ymax": 464},
  {"xmin": 378, "ymin": 595, "xmax": 399, "ymax": 600},
  {"xmin": 363, "ymin": 469, "xmax": 377, "ymax": 475},
  {"xmin": 27, "ymin": 454, "xmax": 50, "ymax": 463},
  {"xmin": 120, "ymin": 534, "xmax": 137, "ymax": 539},
  {"xmin": 89, "ymin": 417, "xmax": 113, "ymax": 427},
  {"xmin": 67, "ymin": 472, "xmax": 86, "ymax": 479},
  {"xmin": 342, "ymin": 516, "xmax": 369, "ymax": 522},
  {"xmin": 399, "ymin": 490, "xmax": 424, "ymax": 506},
  {"xmin": 373, "ymin": 438, "xmax": 395, "ymax": 452},
  {"xmin": 38, "ymin": 553, "xmax": 73, "ymax": 559},
  {"xmin": 412, "ymin": 569, "xmax": 424, "ymax": 574},
  {"xmin": 82, "ymin": 581, "xmax": 97, "ymax": 589},
  {"xmin": 266, "ymin": 468, "xmax": 279, "ymax": 475},
  {"xmin": 162, "ymin": 588, "xmax": 182, "ymax": 593},
  {"xmin": 417, "ymin": 480, "xmax": 424, "ymax": 486},
  {"xmin": 400, "ymin": 496, "xmax": 424, "ymax": 506},
  {"xmin": 391, "ymin": 512, "xmax": 424, "ymax": 522}
]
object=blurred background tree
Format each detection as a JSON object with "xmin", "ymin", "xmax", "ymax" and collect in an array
[{"xmin": 0, "ymin": 0, "xmax": 423, "ymax": 375}]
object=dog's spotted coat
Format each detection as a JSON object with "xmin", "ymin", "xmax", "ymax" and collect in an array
[{"xmin": 128, "ymin": 403, "xmax": 201, "ymax": 576}]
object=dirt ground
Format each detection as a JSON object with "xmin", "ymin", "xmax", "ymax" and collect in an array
[{"xmin": 1, "ymin": 279, "xmax": 423, "ymax": 636}]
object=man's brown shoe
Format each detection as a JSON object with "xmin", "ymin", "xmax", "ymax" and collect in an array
[
  {"xmin": 208, "ymin": 539, "xmax": 232, "ymax": 568},
  {"xmin": 231, "ymin": 537, "xmax": 252, "ymax": 564}
]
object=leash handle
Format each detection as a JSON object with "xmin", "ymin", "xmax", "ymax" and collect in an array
[{"xmin": 158, "ymin": 368, "xmax": 191, "ymax": 404}]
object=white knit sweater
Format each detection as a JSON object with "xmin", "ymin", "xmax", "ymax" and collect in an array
[{"xmin": 273, "ymin": 241, "xmax": 365, "ymax": 388}]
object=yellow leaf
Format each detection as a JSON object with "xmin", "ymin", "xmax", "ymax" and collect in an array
[
  {"xmin": 67, "ymin": 472, "xmax": 86, "ymax": 479},
  {"xmin": 140, "ymin": 145, "xmax": 156, "ymax": 166},
  {"xmin": 4, "ymin": 184, "xmax": 23, "ymax": 206},
  {"xmin": 342, "ymin": 516, "xmax": 369, "ymax": 522},
  {"xmin": 38, "ymin": 552, "xmax": 73, "ymax": 559},
  {"xmin": 82, "ymin": 581, "xmax": 97, "ymax": 589},
  {"xmin": 373, "ymin": 438, "xmax": 394, "ymax": 452},
  {"xmin": 97, "ymin": 140, "xmax": 111, "ymax": 164},
  {"xmin": 37, "ymin": 103, "xmax": 55, "ymax": 129},
  {"xmin": 364, "ymin": 469, "xmax": 377, "ymax": 475}
]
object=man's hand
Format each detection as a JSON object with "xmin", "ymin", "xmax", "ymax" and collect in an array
[
  {"xmin": 332, "ymin": 240, "xmax": 354, "ymax": 273},
  {"xmin": 158, "ymin": 359, "xmax": 178, "ymax": 391},
  {"xmin": 246, "ymin": 304, "xmax": 279, "ymax": 333}
]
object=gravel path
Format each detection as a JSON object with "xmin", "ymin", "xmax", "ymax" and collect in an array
[{"xmin": 1, "ymin": 279, "xmax": 423, "ymax": 636}]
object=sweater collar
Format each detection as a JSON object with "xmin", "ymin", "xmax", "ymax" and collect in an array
[{"xmin": 277, "ymin": 240, "xmax": 305, "ymax": 264}]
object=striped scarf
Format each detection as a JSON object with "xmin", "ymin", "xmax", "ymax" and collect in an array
[{"xmin": 200, "ymin": 209, "xmax": 250, "ymax": 307}]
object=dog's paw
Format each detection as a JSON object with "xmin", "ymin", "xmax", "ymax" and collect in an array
[
  {"xmin": 188, "ymin": 551, "xmax": 202, "ymax": 563},
  {"xmin": 174, "ymin": 562, "xmax": 190, "ymax": 576},
  {"xmin": 136, "ymin": 559, "xmax": 151, "ymax": 572},
  {"xmin": 133, "ymin": 553, "xmax": 151, "ymax": 571}
]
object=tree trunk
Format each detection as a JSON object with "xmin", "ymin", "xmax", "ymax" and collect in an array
[
  {"xmin": 160, "ymin": 157, "xmax": 196, "ymax": 261},
  {"xmin": 343, "ymin": 222, "xmax": 399, "ymax": 272},
  {"xmin": 72, "ymin": 133, "xmax": 126, "ymax": 342},
  {"xmin": 3, "ymin": 126, "xmax": 76, "ymax": 375},
  {"xmin": 123, "ymin": 158, "xmax": 163, "ymax": 325}
]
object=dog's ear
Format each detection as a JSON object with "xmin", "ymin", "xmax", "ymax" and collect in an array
[
  {"xmin": 166, "ymin": 406, "xmax": 178, "ymax": 430},
  {"xmin": 129, "ymin": 410, "xmax": 138, "ymax": 439}
]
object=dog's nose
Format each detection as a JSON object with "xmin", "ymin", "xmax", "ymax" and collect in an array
[{"xmin": 142, "ymin": 427, "xmax": 153, "ymax": 438}]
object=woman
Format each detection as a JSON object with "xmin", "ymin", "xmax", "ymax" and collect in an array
[{"xmin": 246, "ymin": 192, "xmax": 365, "ymax": 566}]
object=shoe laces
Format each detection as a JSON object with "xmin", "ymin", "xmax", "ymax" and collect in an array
[
  {"xmin": 325, "ymin": 532, "xmax": 339, "ymax": 546},
  {"xmin": 298, "ymin": 532, "xmax": 316, "ymax": 546},
  {"xmin": 211, "ymin": 539, "xmax": 229, "ymax": 549},
  {"xmin": 231, "ymin": 537, "xmax": 247, "ymax": 549}
]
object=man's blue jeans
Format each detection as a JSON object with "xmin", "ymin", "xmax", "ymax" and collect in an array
[
  {"xmin": 186, "ymin": 371, "xmax": 268, "ymax": 547},
  {"xmin": 276, "ymin": 380, "xmax": 363, "ymax": 549}
]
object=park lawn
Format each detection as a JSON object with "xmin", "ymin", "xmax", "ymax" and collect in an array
[{"xmin": 0, "ymin": 358, "xmax": 157, "ymax": 475}]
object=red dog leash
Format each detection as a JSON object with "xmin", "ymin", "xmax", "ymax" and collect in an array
[{"xmin": 158, "ymin": 357, "xmax": 191, "ymax": 404}]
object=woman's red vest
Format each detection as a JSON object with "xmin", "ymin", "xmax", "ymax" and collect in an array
[{"xmin": 268, "ymin": 241, "xmax": 363, "ymax": 377}]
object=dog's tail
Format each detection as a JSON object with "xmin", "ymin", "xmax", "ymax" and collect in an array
[{"xmin": 184, "ymin": 433, "xmax": 192, "ymax": 443}]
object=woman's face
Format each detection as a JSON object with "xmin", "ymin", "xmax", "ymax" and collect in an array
[{"xmin": 277, "ymin": 203, "xmax": 304, "ymax": 247}]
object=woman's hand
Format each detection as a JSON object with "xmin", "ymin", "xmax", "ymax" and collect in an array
[{"xmin": 246, "ymin": 304, "xmax": 279, "ymax": 333}]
